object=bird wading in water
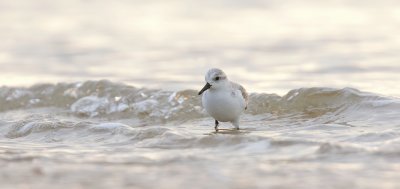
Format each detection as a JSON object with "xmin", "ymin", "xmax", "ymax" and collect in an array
[{"xmin": 198, "ymin": 68, "xmax": 248, "ymax": 131}]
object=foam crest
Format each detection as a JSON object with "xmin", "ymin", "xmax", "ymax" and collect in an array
[{"xmin": 1, "ymin": 81, "xmax": 399, "ymax": 122}]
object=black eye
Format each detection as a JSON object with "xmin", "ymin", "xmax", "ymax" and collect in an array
[{"xmin": 215, "ymin": 76, "xmax": 220, "ymax": 81}]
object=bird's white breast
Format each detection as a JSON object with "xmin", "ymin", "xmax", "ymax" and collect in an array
[{"xmin": 202, "ymin": 88, "xmax": 245, "ymax": 122}]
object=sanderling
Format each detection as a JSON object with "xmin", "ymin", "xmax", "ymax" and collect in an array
[{"xmin": 198, "ymin": 68, "xmax": 248, "ymax": 131}]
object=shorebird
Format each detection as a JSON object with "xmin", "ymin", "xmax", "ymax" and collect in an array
[{"xmin": 198, "ymin": 68, "xmax": 248, "ymax": 131}]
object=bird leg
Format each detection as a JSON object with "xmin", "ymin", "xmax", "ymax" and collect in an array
[
  {"xmin": 232, "ymin": 120, "xmax": 240, "ymax": 130},
  {"xmin": 214, "ymin": 120, "xmax": 219, "ymax": 132}
]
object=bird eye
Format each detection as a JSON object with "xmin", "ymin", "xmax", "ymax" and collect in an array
[{"xmin": 215, "ymin": 76, "xmax": 220, "ymax": 81}]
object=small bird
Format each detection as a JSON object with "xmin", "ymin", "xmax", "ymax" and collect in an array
[{"xmin": 198, "ymin": 68, "xmax": 248, "ymax": 131}]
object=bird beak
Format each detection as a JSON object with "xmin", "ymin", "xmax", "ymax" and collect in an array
[{"xmin": 198, "ymin": 83, "xmax": 211, "ymax": 95}]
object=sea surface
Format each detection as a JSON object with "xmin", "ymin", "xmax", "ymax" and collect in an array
[{"xmin": 1, "ymin": 0, "xmax": 400, "ymax": 189}]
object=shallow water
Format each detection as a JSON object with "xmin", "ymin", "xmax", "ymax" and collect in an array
[
  {"xmin": 1, "ymin": 81, "xmax": 400, "ymax": 189},
  {"xmin": 1, "ymin": 0, "xmax": 400, "ymax": 189}
]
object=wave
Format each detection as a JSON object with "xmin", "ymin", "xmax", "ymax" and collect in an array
[
  {"xmin": 0, "ymin": 115, "xmax": 359, "ymax": 153},
  {"xmin": 2, "ymin": 116, "xmax": 377, "ymax": 161},
  {"xmin": 1, "ymin": 80, "xmax": 399, "ymax": 123}
]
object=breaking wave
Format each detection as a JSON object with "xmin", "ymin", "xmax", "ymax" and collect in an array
[
  {"xmin": 1, "ymin": 80, "xmax": 399, "ymax": 122},
  {"xmin": 1, "ymin": 80, "xmax": 400, "ymax": 166}
]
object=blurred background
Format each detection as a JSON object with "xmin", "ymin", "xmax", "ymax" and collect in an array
[{"xmin": 0, "ymin": 0, "xmax": 399, "ymax": 96}]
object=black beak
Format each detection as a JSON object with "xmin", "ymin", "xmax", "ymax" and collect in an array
[{"xmin": 198, "ymin": 83, "xmax": 211, "ymax": 95}]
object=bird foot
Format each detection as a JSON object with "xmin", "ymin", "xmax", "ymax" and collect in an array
[{"xmin": 214, "ymin": 120, "xmax": 219, "ymax": 132}]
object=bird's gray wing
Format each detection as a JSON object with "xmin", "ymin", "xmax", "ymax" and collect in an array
[{"xmin": 231, "ymin": 82, "xmax": 249, "ymax": 110}]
